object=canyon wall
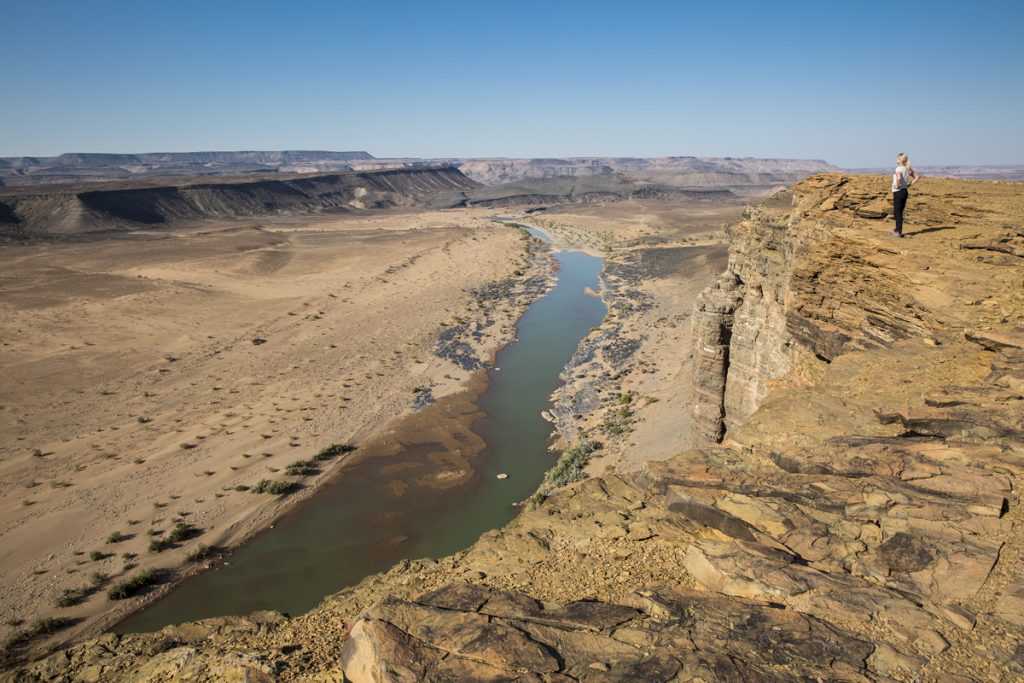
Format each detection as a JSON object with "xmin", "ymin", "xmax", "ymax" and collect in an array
[{"xmin": 692, "ymin": 176, "xmax": 937, "ymax": 444}]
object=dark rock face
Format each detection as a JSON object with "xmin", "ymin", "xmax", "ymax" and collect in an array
[{"xmin": 0, "ymin": 167, "xmax": 481, "ymax": 238}]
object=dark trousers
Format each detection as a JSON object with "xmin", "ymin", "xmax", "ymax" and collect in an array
[{"xmin": 893, "ymin": 188, "xmax": 909, "ymax": 234}]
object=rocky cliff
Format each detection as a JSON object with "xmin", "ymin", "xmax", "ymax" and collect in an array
[{"xmin": 7, "ymin": 174, "xmax": 1024, "ymax": 682}]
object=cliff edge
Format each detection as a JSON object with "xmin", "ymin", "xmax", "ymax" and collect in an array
[{"xmin": 8, "ymin": 174, "xmax": 1024, "ymax": 682}]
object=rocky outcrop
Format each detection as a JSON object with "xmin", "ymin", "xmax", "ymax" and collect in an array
[
  {"xmin": 9, "ymin": 174, "xmax": 1024, "ymax": 681},
  {"xmin": 691, "ymin": 175, "xmax": 973, "ymax": 445}
]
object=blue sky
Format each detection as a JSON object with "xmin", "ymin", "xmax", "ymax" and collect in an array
[{"xmin": 2, "ymin": 0, "xmax": 1022, "ymax": 167}]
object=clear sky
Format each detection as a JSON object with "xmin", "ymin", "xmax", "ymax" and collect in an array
[{"xmin": 2, "ymin": 0, "xmax": 1022, "ymax": 167}]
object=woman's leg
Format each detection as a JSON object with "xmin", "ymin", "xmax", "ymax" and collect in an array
[{"xmin": 893, "ymin": 189, "xmax": 908, "ymax": 235}]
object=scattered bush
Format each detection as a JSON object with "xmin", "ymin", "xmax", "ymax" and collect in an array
[
  {"xmin": 149, "ymin": 538, "xmax": 173, "ymax": 553},
  {"xmin": 54, "ymin": 586, "xmax": 92, "ymax": 607},
  {"xmin": 168, "ymin": 521, "xmax": 198, "ymax": 543},
  {"xmin": 107, "ymin": 531, "xmax": 128, "ymax": 544},
  {"xmin": 185, "ymin": 544, "xmax": 212, "ymax": 563},
  {"xmin": 285, "ymin": 460, "xmax": 316, "ymax": 476},
  {"xmin": 88, "ymin": 551, "xmax": 106, "ymax": 562},
  {"xmin": 542, "ymin": 436, "xmax": 599, "ymax": 490},
  {"xmin": 314, "ymin": 443, "xmax": 354, "ymax": 461},
  {"xmin": 250, "ymin": 479, "xmax": 295, "ymax": 496},
  {"xmin": 2, "ymin": 617, "xmax": 75, "ymax": 657},
  {"xmin": 107, "ymin": 569, "xmax": 159, "ymax": 600}
]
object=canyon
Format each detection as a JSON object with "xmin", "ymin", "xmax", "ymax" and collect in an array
[{"xmin": 5, "ymin": 173, "xmax": 1022, "ymax": 681}]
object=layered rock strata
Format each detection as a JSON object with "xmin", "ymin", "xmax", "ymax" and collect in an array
[
  {"xmin": 9, "ymin": 175, "xmax": 1024, "ymax": 681},
  {"xmin": 0, "ymin": 167, "xmax": 478, "ymax": 238}
]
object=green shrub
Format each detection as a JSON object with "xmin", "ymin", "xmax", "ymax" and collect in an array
[
  {"xmin": 185, "ymin": 544, "xmax": 212, "ymax": 563},
  {"xmin": 543, "ymin": 436, "xmax": 599, "ymax": 489},
  {"xmin": 168, "ymin": 521, "xmax": 198, "ymax": 543},
  {"xmin": 107, "ymin": 531, "xmax": 128, "ymax": 543},
  {"xmin": 149, "ymin": 538, "xmax": 173, "ymax": 553},
  {"xmin": 107, "ymin": 569, "xmax": 159, "ymax": 600},
  {"xmin": 2, "ymin": 616, "xmax": 75, "ymax": 655},
  {"xmin": 250, "ymin": 479, "xmax": 295, "ymax": 495},
  {"xmin": 285, "ymin": 460, "xmax": 316, "ymax": 476},
  {"xmin": 54, "ymin": 586, "xmax": 92, "ymax": 608},
  {"xmin": 313, "ymin": 443, "xmax": 354, "ymax": 461}
]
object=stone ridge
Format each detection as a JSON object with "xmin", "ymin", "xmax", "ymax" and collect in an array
[{"xmin": 8, "ymin": 174, "xmax": 1024, "ymax": 682}]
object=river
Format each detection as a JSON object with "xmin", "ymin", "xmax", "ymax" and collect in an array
[{"xmin": 117, "ymin": 227, "xmax": 605, "ymax": 631}]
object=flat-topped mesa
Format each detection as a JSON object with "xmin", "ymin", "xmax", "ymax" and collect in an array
[
  {"xmin": 691, "ymin": 172, "xmax": 1023, "ymax": 445},
  {"xmin": 8, "ymin": 173, "xmax": 1024, "ymax": 681},
  {"xmin": 0, "ymin": 166, "xmax": 478, "ymax": 239}
]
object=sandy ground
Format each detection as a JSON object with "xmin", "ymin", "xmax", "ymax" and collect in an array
[
  {"xmin": 0, "ymin": 208, "xmax": 545, "ymax": 642},
  {"xmin": 518, "ymin": 197, "xmax": 745, "ymax": 473}
]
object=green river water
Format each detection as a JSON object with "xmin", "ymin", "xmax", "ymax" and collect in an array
[{"xmin": 117, "ymin": 230, "xmax": 605, "ymax": 631}]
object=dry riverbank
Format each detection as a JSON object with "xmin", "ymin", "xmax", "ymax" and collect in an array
[{"xmin": 515, "ymin": 196, "xmax": 747, "ymax": 473}]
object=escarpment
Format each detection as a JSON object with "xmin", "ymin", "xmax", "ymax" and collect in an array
[
  {"xmin": 9, "ymin": 174, "xmax": 1024, "ymax": 681},
  {"xmin": 0, "ymin": 167, "xmax": 479, "ymax": 238},
  {"xmin": 691, "ymin": 174, "xmax": 979, "ymax": 445}
]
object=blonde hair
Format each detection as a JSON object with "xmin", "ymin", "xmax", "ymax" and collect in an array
[{"xmin": 897, "ymin": 152, "xmax": 912, "ymax": 172}]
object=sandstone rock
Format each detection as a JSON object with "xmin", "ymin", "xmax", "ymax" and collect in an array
[{"xmin": 341, "ymin": 583, "xmax": 875, "ymax": 681}]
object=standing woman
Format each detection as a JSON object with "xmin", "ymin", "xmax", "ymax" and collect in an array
[{"xmin": 891, "ymin": 152, "xmax": 919, "ymax": 237}]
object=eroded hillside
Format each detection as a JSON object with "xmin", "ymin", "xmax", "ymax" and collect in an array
[
  {"xmin": 8, "ymin": 175, "xmax": 1024, "ymax": 682},
  {"xmin": 0, "ymin": 168, "xmax": 478, "ymax": 239}
]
